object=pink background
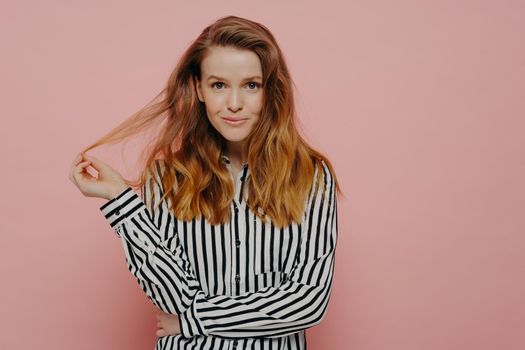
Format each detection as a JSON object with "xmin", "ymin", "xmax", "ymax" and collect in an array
[{"xmin": 1, "ymin": 0, "xmax": 524, "ymax": 349}]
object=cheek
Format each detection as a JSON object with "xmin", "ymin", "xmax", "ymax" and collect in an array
[
  {"xmin": 203, "ymin": 96, "xmax": 223, "ymax": 114},
  {"xmin": 248, "ymin": 94, "xmax": 264, "ymax": 112},
  {"xmin": 205, "ymin": 97, "xmax": 221, "ymax": 116}
]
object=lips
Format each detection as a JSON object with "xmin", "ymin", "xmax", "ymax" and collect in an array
[
  {"xmin": 222, "ymin": 116, "xmax": 247, "ymax": 121},
  {"xmin": 221, "ymin": 117, "xmax": 248, "ymax": 126}
]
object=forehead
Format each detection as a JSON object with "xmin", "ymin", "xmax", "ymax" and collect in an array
[{"xmin": 201, "ymin": 46, "xmax": 262, "ymax": 80}]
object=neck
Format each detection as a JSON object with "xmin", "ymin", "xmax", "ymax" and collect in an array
[{"xmin": 226, "ymin": 140, "xmax": 247, "ymax": 164}]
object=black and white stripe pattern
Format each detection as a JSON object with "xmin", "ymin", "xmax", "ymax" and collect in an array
[{"xmin": 99, "ymin": 156, "xmax": 338, "ymax": 350}]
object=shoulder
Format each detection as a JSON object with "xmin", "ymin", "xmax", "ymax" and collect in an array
[
  {"xmin": 148, "ymin": 158, "xmax": 180, "ymax": 194},
  {"xmin": 141, "ymin": 159, "xmax": 176, "ymax": 208},
  {"xmin": 142, "ymin": 159, "xmax": 170, "ymax": 195},
  {"xmin": 312, "ymin": 158, "xmax": 335, "ymax": 190},
  {"xmin": 146, "ymin": 159, "xmax": 174, "ymax": 183},
  {"xmin": 152, "ymin": 158, "xmax": 168, "ymax": 174},
  {"xmin": 302, "ymin": 158, "xmax": 336, "ymax": 211}
]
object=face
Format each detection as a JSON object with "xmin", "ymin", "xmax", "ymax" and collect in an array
[{"xmin": 195, "ymin": 46, "xmax": 264, "ymax": 152}]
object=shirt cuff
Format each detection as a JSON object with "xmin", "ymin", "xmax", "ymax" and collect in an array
[
  {"xmin": 99, "ymin": 187, "xmax": 145, "ymax": 230},
  {"xmin": 178, "ymin": 291, "xmax": 208, "ymax": 338}
]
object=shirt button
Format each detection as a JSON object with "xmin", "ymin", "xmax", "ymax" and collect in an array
[
  {"xmin": 233, "ymin": 205, "xmax": 239, "ymax": 213},
  {"xmin": 115, "ymin": 209, "xmax": 120, "ymax": 215},
  {"xmin": 235, "ymin": 275, "xmax": 240, "ymax": 283},
  {"xmin": 235, "ymin": 240, "xmax": 241, "ymax": 247}
]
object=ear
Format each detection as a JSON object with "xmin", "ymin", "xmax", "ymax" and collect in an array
[{"xmin": 194, "ymin": 75, "xmax": 204, "ymax": 103}]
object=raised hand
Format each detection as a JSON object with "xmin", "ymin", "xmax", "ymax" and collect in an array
[{"xmin": 69, "ymin": 153, "xmax": 129, "ymax": 200}]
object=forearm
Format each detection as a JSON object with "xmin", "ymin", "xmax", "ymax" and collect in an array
[
  {"xmin": 179, "ymin": 252, "xmax": 336, "ymax": 339},
  {"xmin": 119, "ymin": 229, "xmax": 201, "ymax": 314},
  {"xmin": 100, "ymin": 187, "xmax": 199, "ymax": 315}
]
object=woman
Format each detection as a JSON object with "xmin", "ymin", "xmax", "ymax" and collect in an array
[{"xmin": 69, "ymin": 15, "xmax": 341, "ymax": 350}]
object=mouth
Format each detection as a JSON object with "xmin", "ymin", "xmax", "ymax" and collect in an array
[{"xmin": 221, "ymin": 117, "xmax": 248, "ymax": 125}]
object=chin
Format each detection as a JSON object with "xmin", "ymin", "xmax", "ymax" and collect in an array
[
  {"xmin": 220, "ymin": 132, "xmax": 250, "ymax": 143},
  {"xmin": 209, "ymin": 119, "xmax": 255, "ymax": 143},
  {"xmin": 214, "ymin": 125, "xmax": 252, "ymax": 142}
]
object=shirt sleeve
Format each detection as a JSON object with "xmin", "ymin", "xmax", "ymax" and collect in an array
[
  {"xmin": 177, "ymin": 160, "xmax": 338, "ymax": 339},
  {"xmin": 98, "ymin": 160, "xmax": 201, "ymax": 317}
]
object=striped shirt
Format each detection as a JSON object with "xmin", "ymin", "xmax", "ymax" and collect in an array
[{"xmin": 99, "ymin": 155, "xmax": 338, "ymax": 350}]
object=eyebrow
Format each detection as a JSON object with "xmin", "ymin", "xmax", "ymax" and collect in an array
[{"xmin": 207, "ymin": 75, "xmax": 262, "ymax": 82}]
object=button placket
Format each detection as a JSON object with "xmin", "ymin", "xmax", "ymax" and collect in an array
[
  {"xmin": 235, "ymin": 238, "xmax": 241, "ymax": 283},
  {"xmin": 233, "ymin": 200, "xmax": 241, "ymax": 288},
  {"xmin": 223, "ymin": 157, "xmax": 249, "ymax": 294}
]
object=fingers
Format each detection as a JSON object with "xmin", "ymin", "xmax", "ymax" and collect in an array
[
  {"xmin": 77, "ymin": 160, "xmax": 92, "ymax": 174},
  {"xmin": 155, "ymin": 314, "xmax": 162, "ymax": 328},
  {"xmin": 155, "ymin": 313, "xmax": 180, "ymax": 337},
  {"xmin": 83, "ymin": 154, "xmax": 105, "ymax": 171},
  {"xmin": 73, "ymin": 153, "xmax": 81, "ymax": 164},
  {"xmin": 69, "ymin": 152, "xmax": 101, "ymax": 186},
  {"xmin": 72, "ymin": 160, "xmax": 94, "ymax": 184},
  {"xmin": 69, "ymin": 153, "xmax": 85, "ymax": 184},
  {"xmin": 155, "ymin": 312, "xmax": 164, "ymax": 337}
]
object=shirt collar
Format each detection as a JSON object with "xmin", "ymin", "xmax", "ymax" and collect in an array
[
  {"xmin": 220, "ymin": 154, "xmax": 231, "ymax": 164},
  {"xmin": 221, "ymin": 154, "xmax": 249, "ymax": 168}
]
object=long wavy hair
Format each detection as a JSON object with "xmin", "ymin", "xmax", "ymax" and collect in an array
[{"xmin": 82, "ymin": 15, "xmax": 342, "ymax": 228}]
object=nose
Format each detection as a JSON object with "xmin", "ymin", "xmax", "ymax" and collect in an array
[{"xmin": 227, "ymin": 88, "xmax": 243, "ymax": 112}]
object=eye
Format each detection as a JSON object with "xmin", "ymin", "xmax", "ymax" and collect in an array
[
  {"xmin": 247, "ymin": 82, "xmax": 261, "ymax": 90},
  {"xmin": 211, "ymin": 82, "xmax": 225, "ymax": 89}
]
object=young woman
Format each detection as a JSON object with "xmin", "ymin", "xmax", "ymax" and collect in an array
[{"xmin": 69, "ymin": 15, "xmax": 341, "ymax": 350}]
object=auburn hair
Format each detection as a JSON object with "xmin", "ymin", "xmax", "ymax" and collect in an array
[{"xmin": 81, "ymin": 15, "xmax": 343, "ymax": 229}]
